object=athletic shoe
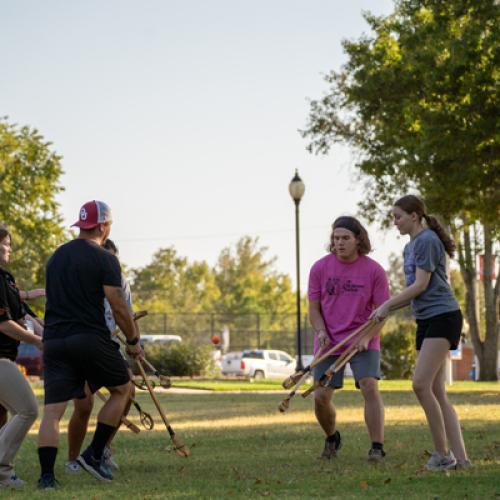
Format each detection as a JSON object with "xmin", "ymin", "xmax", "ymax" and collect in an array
[
  {"xmin": 426, "ymin": 451, "xmax": 457, "ymax": 471},
  {"xmin": 77, "ymin": 448, "xmax": 114, "ymax": 482},
  {"xmin": 367, "ymin": 447, "xmax": 386, "ymax": 463},
  {"xmin": 64, "ymin": 460, "xmax": 82, "ymax": 474},
  {"xmin": 320, "ymin": 431, "xmax": 342, "ymax": 459},
  {"xmin": 454, "ymin": 459, "xmax": 473, "ymax": 470},
  {"xmin": 0, "ymin": 474, "xmax": 26, "ymax": 488},
  {"xmin": 37, "ymin": 474, "xmax": 59, "ymax": 489},
  {"xmin": 103, "ymin": 446, "xmax": 119, "ymax": 470}
]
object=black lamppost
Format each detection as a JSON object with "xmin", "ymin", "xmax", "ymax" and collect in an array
[{"xmin": 288, "ymin": 169, "xmax": 305, "ymax": 371}]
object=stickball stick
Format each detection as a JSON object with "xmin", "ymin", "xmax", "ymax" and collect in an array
[
  {"xmin": 281, "ymin": 319, "xmax": 376, "ymax": 390},
  {"xmin": 301, "ymin": 319, "xmax": 387, "ymax": 398},
  {"xmin": 95, "ymin": 390, "xmax": 141, "ymax": 434},
  {"xmin": 136, "ymin": 360, "xmax": 189, "ymax": 457}
]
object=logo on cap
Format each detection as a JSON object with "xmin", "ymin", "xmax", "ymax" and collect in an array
[{"xmin": 80, "ymin": 208, "xmax": 88, "ymax": 221}]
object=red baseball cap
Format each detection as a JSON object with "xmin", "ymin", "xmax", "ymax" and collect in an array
[{"xmin": 71, "ymin": 200, "xmax": 113, "ymax": 229}]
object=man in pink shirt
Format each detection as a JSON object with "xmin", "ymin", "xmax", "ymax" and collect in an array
[{"xmin": 308, "ymin": 216, "xmax": 389, "ymax": 463}]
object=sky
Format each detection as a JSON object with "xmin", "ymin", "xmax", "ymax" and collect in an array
[{"xmin": 0, "ymin": 0, "xmax": 406, "ymax": 289}]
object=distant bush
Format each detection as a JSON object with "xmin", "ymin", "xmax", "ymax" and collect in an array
[
  {"xmin": 143, "ymin": 341, "xmax": 218, "ymax": 377},
  {"xmin": 381, "ymin": 319, "xmax": 416, "ymax": 379}
]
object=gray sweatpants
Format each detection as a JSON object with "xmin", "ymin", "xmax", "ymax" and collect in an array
[{"xmin": 0, "ymin": 358, "xmax": 38, "ymax": 482}]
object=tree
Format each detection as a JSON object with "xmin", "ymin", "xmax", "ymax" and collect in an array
[
  {"xmin": 131, "ymin": 247, "xmax": 220, "ymax": 313},
  {"xmin": 0, "ymin": 118, "xmax": 67, "ymax": 291},
  {"xmin": 302, "ymin": 0, "xmax": 499, "ymax": 379},
  {"xmin": 213, "ymin": 236, "xmax": 295, "ymax": 316}
]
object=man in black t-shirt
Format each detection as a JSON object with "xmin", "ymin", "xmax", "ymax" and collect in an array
[{"xmin": 37, "ymin": 201, "xmax": 142, "ymax": 489}]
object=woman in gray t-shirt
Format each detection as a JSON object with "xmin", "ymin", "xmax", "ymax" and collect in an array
[{"xmin": 372, "ymin": 195, "xmax": 471, "ymax": 471}]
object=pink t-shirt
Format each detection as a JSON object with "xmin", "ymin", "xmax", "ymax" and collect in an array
[{"xmin": 308, "ymin": 253, "xmax": 389, "ymax": 354}]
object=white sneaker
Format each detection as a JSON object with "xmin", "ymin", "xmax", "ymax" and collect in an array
[
  {"xmin": 64, "ymin": 460, "xmax": 82, "ymax": 474},
  {"xmin": 426, "ymin": 451, "xmax": 457, "ymax": 470},
  {"xmin": 103, "ymin": 446, "xmax": 119, "ymax": 470},
  {"xmin": 0, "ymin": 474, "xmax": 26, "ymax": 488}
]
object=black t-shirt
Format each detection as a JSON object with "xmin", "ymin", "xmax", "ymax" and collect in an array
[
  {"xmin": 0, "ymin": 268, "xmax": 25, "ymax": 360},
  {"xmin": 44, "ymin": 239, "xmax": 122, "ymax": 339}
]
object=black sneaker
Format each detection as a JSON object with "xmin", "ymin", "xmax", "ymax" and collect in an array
[
  {"xmin": 77, "ymin": 448, "xmax": 114, "ymax": 482},
  {"xmin": 320, "ymin": 431, "xmax": 342, "ymax": 459},
  {"xmin": 368, "ymin": 447, "xmax": 386, "ymax": 463},
  {"xmin": 37, "ymin": 474, "xmax": 59, "ymax": 489}
]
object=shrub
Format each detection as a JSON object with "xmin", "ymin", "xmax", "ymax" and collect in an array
[
  {"xmin": 143, "ymin": 341, "xmax": 218, "ymax": 377},
  {"xmin": 380, "ymin": 319, "xmax": 416, "ymax": 379}
]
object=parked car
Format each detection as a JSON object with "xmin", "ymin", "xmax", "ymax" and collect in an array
[
  {"xmin": 16, "ymin": 342, "xmax": 43, "ymax": 377},
  {"xmin": 140, "ymin": 334, "xmax": 182, "ymax": 348},
  {"xmin": 221, "ymin": 349, "xmax": 296, "ymax": 379}
]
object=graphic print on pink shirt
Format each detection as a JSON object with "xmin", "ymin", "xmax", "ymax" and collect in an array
[{"xmin": 308, "ymin": 254, "xmax": 390, "ymax": 354}]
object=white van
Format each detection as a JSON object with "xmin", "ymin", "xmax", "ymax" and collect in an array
[{"xmin": 140, "ymin": 334, "xmax": 182, "ymax": 347}]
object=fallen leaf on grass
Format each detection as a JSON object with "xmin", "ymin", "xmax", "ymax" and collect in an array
[
  {"xmin": 423, "ymin": 450, "xmax": 433, "ymax": 457},
  {"xmin": 255, "ymin": 479, "xmax": 262, "ymax": 485},
  {"xmin": 260, "ymin": 492, "xmax": 270, "ymax": 497},
  {"xmin": 177, "ymin": 466, "xmax": 185, "ymax": 473},
  {"xmin": 360, "ymin": 481, "xmax": 368, "ymax": 490},
  {"xmin": 384, "ymin": 478, "xmax": 391, "ymax": 484}
]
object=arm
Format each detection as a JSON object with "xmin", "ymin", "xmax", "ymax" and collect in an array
[
  {"xmin": 309, "ymin": 299, "xmax": 329, "ymax": 349},
  {"xmin": 20, "ymin": 288, "xmax": 45, "ymax": 300},
  {"xmin": 0, "ymin": 320, "xmax": 43, "ymax": 349},
  {"xmin": 372, "ymin": 267, "xmax": 431, "ymax": 320},
  {"xmin": 103, "ymin": 285, "xmax": 142, "ymax": 359}
]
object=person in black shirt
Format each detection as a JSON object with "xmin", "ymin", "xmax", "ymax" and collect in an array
[
  {"xmin": 0, "ymin": 226, "xmax": 43, "ymax": 489},
  {"xmin": 37, "ymin": 201, "xmax": 142, "ymax": 489}
]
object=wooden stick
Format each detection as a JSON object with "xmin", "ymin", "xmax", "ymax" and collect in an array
[
  {"xmin": 135, "ymin": 360, "xmax": 189, "ymax": 457},
  {"xmin": 302, "ymin": 318, "xmax": 388, "ymax": 398},
  {"xmin": 281, "ymin": 319, "xmax": 376, "ymax": 389},
  {"xmin": 95, "ymin": 390, "xmax": 141, "ymax": 434}
]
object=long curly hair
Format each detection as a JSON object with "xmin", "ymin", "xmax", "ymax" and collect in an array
[{"xmin": 329, "ymin": 216, "xmax": 371, "ymax": 255}]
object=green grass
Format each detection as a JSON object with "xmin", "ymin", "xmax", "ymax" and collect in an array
[{"xmin": 9, "ymin": 380, "xmax": 500, "ymax": 499}]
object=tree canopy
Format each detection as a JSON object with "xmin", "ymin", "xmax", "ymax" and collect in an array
[
  {"xmin": 302, "ymin": 0, "xmax": 499, "ymax": 379},
  {"xmin": 0, "ymin": 118, "xmax": 67, "ymax": 288}
]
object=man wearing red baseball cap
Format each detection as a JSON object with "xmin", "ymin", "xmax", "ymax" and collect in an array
[{"xmin": 37, "ymin": 201, "xmax": 142, "ymax": 488}]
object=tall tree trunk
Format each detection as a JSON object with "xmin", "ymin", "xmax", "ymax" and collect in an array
[
  {"xmin": 458, "ymin": 225, "xmax": 484, "ymax": 373},
  {"xmin": 481, "ymin": 224, "xmax": 499, "ymax": 381}
]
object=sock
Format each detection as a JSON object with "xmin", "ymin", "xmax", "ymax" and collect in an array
[
  {"xmin": 372, "ymin": 442, "xmax": 384, "ymax": 451},
  {"xmin": 38, "ymin": 447, "xmax": 58, "ymax": 476},
  {"xmin": 327, "ymin": 431, "xmax": 340, "ymax": 445},
  {"xmin": 89, "ymin": 422, "xmax": 117, "ymax": 460}
]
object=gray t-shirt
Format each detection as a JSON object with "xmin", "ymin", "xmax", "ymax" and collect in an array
[{"xmin": 403, "ymin": 229, "xmax": 458, "ymax": 319}]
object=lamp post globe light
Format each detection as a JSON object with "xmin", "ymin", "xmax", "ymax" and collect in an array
[{"xmin": 288, "ymin": 169, "xmax": 305, "ymax": 371}]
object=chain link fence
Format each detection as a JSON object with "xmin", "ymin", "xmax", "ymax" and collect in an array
[{"xmin": 138, "ymin": 312, "xmax": 314, "ymax": 356}]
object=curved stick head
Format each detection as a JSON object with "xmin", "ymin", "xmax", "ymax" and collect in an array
[
  {"xmin": 278, "ymin": 398, "xmax": 290, "ymax": 413},
  {"xmin": 282, "ymin": 371, "xmax": 305, "ymax": 389},
  {"xmin": 159, "ymin": 375, "xmax": 172, "ymax": 389},
  {"xmin": 172, "ymin": 436, "xmax": 190, "ymax": 457},
  {"xmin": 141, "ymin": 413, "xmax": 155, "ymax": 430}
]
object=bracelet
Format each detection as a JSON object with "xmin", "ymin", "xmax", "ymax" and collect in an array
[{"xmin": 126, "ymin": 336, "xmax": 140, "ymax": 346}]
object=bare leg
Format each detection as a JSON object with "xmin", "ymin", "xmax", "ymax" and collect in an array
[
  {"xmin": 38, "ymin": 402, "xmax": 68, "ymax": 448},
  {"xmin": 68, "ymin": 386, "xmax": 94, "ymax": 461},
  {"xmin": 432, "ymin": 363, "xmax": 468, "ymax": 461},
  {"xmin": 314, "ymin": 386, "xmax": 336, "ymax": 436},
  {"xmin": 98, "ymin": 382, "xmax": 130, "ymax": 427},
  {"xmin": 106, "ymin": 383, "xmax": 134, "ymax": 446},
  {"xmin": 412, "ymin": 339, "xmax": 450, "ymax": 455},
  {"xmin": 358, "ymin": 378, "xmax": 384, "ymax": 443}
]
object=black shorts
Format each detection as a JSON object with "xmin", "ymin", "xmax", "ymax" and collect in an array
[
  {"xmin": 416, "ymin": 309, "xmax": 462, "ymax": 351},
  {"xmin": 43, "ymin": 333, "xmax": 130, "ymax": 405}
]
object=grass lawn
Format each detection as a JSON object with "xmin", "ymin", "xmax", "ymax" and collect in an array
[{"xmin": 10, "ymin": 380, "xmax": 500, "ymax": 499}]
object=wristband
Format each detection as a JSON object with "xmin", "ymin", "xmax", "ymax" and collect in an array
[{"xmin": 126, "ymin": 336, "xmax": 140, "ymax": 346}]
